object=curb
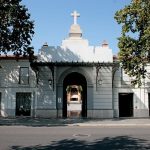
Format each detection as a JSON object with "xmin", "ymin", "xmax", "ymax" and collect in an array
[
  {"xmin": 68, "ymin": 123, "xmax": 150, "ymax": 127},
  {"xmin": 0, "ymin": 118, "xmax": 150, "ymax": 127},
  {"xmin": 1, "ymin": 123, "xmax": 150, "ymax": 127}
]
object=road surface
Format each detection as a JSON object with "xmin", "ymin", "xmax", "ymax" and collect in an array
[{"xmin": 0, "ymin": 126, "xmax": 150, "ymax": 149}]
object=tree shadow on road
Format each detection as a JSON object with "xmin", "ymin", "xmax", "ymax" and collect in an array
[{"xmin": 11, "ymin": 136, "xmax": 150, "ymax": 150}]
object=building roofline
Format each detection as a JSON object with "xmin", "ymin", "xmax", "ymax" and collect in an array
[
  {"xmin": 0, "ymin": 55, "xmax": 37, "ymax": 60},
  {"xmin": 31, "ymin": 61, "xmax": 119, "ymax": 67}
]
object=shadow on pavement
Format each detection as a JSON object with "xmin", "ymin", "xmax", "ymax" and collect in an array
[{"xmin": 11, "ymin": 136, "xmax": 150, "ymax": 150}]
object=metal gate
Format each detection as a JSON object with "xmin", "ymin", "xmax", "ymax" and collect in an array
[{"xmin": 16, "ymin": 93, "xmax": 31, "ymax": 116}]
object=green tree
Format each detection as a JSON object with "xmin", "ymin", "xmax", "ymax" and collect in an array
[
  {"xmin": 0, "ymin": 0, "xmax": 34, "ymax": 56},
  {"xmin": 115, "ymin": 0, "xmax": 150, "ymax": 86}
]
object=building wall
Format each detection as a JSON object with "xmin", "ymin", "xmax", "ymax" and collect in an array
[
  {"xmin": 1, "ymin": 58, "xmax": 149, "ymax": 118},
  {"xmin": 36, "ymin": 66, "xmax": 57, "ymax": 118},
  {"xmin": 85, "ymin": 66, "xmax": 113, "ymax": 118},
  {"xmin": 113, "ymin": 66, "xmax": 150, "ymax": 118},
  {"xmin": 0, "ymin": 59, "xmax": 36, "ymax": 117}
]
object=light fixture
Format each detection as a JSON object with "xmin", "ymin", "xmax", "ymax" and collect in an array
[
  {"xmin": 48, "ymin": 79, "xmax": 52, "ymax": 85},
  {"xmin": 98, "ymin": 79, "xmax": 102, "ymax": 85}
]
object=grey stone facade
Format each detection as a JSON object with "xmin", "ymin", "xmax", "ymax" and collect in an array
[{"xmin": 0, "ymin": 56, "xmax": 150, "ymax": 118}]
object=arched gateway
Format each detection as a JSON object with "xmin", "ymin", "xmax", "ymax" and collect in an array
[{"xmin": 63, "ymin": 72, "xmax": 87, "ymax": 118}]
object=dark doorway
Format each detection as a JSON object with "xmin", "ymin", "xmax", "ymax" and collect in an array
[
  {"xmin": 119, "ymin": 93, "xmax": 133, "ymax": 117},
  {"xmin": 16, "ymin": 93, "xmax": 31, "ymax": 116},
  {"xmin": 148, "ymin": 93, "xmax": 150, "ymax": 116},
  {"xmin": 63, "ymin": 72, "xmax": 87, "ymax": 118}
]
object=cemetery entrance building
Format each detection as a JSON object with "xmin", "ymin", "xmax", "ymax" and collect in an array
[{"xmin": 1, "ymin": 11, "xmax": 150, "ymax": 119}]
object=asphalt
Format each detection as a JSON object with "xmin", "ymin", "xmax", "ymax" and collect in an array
[{"xmin": 0, "ymin": 117, "xmax": 150, "ymax": 127}]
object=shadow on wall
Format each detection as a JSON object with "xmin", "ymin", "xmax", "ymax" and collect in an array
[
  {"xmin": 36, "ymin": 66, "xmax": 54, "ymax": 108},
  {"xmin": 11, "ymin": 136, "xmax": 150, "ymax": 150},
  {"xmin": 38, "ymin": 46, "xmax": 81, "ymax": 62},
  {"xmin": 1, "ymin": 67, "xmax": 19, "ymax": 86},
  {"xmin": 113, "ymin": 67, "xmax": 149, "ymax": 117},
  {"xmin": 0, "ymin": 65, "xmax": 36, "ymax": 117}
]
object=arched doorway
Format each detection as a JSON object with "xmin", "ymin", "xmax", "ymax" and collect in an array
[{"xmin": 63, "ymin": 72, "xmax": 87, "ymax": 118}]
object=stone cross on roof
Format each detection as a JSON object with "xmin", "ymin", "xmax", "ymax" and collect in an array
[{"xmin": 71, "ymin": 10, "xmax": 80, "ymax": 25}]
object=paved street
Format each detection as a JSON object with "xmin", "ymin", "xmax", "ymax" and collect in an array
[{"xmin": 0, "ymin": 126, "xmax": 150, "ymax": 150}]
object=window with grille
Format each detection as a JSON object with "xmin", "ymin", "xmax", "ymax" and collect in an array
[{"xmin": 19, "ymin": 67, "xmax": 29, "ymax": 85}]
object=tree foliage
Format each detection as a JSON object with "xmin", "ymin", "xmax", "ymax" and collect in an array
[
  {"xmin": 115, "ymin": 0, "xmax": 150, "ymax": 86},
  {"xmin": 0, "ymin": 0, "xmax": 34, "ymax": 56}
]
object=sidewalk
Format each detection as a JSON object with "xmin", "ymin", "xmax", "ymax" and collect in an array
[{"xmin": 0, "ymin": 117, "xmax": 150, "ymax": 127}]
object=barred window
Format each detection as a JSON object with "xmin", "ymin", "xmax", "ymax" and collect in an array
[{"xmin": 19, "ymin": 67, "xmax": 29, "ymax": 85}]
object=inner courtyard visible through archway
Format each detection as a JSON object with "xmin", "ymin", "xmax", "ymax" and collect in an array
[{"xmin": 66, "ymin": 85, "xmax": 82, "ymax": 117}]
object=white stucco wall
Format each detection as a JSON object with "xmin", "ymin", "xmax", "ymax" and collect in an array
[
  {"xmin": 113, "ymin": 65, "xmax": 150, "ymax": 117},
  {"xmin": 0, "ymin": 59, "xmax": 36, "ymax": 117},
  {"xmin": 38, "ymin": 38, "xmax": 113, "ymax": 63}
]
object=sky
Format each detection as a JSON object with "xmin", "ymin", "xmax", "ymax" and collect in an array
[{"xmin": 22, "ymin": 0, "xmax": 131, "ymax": 55}]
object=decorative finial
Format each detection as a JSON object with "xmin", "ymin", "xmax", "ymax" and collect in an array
[
  {"xmin": 43, "ymin": 42, "xmax": 48, "ymax": 47},
  {"xmin": 102, "ymin": 40, "xmax": 109, "ymax": 47},
  {"xmin": 71, "ymin": 10, "xmax": 80, "ymax": 25}
]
